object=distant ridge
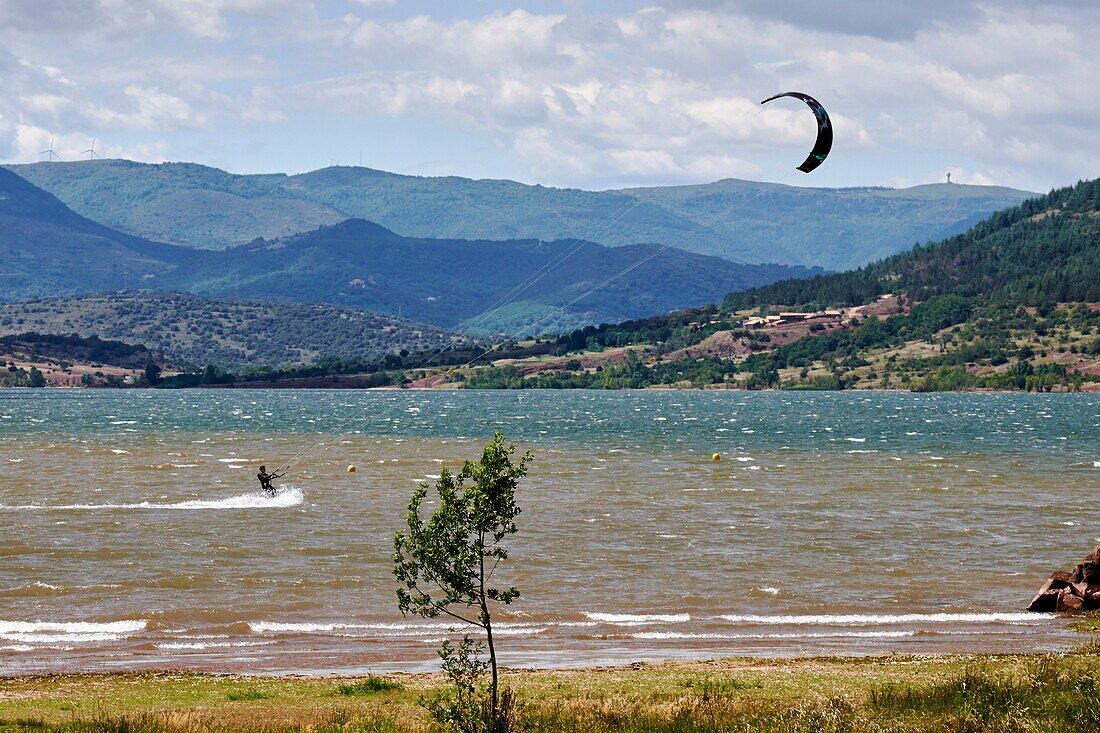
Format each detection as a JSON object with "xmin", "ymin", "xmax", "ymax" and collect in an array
[
  {"xmin": 0, "ymin": 169, "xmax": 813, "ymax": 334},
  {"xmin": 0, "ymin": 168, "xmax": 191, "ymax": 301},
  {"xmin": 152, "ymin": 218, "xmax": 818, "ymax": 333},
  {"xmin": 7, "ymin": 160, "xmax": 1035, "ymax": 269}
]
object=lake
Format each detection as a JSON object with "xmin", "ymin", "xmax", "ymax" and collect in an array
[{"xmin": 1, "ymin": 389, "xmax": 1097, "ymax": 674}]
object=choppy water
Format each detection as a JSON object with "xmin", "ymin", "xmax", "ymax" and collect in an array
[{"xmin": 1, "ymin": 389, "xmax": 1097, "ymax": 674}]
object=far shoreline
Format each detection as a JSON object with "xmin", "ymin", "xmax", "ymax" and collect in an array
[{"xmin": 6, "ymin": 383, "xmax": 1100, "ymax": 393}]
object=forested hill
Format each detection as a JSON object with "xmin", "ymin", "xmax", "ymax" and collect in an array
[
  {"xmin": 725, "ymin": 178, "xmax": 1100, "ymax": 311},
  {"xmin": 0, "ymin": 168, "xmax": 190, "ymax": 301},
  {"xmin": 452, "ymin": 178, "xmax": 1100, "ymax": 392},
  {"xmin": 7, "ymin": 160, "xmax": 1033, "ymax": 269},
  {"xmin": 0, "ymin": 292, "xmax": 451, "ymax": 368},
  {"xmin": 0, "ymin": 169, "xmax": 811, "ymax": 333},
  {"xmin": 153, "ymin": 219, "xmax": 815, "ymax": 333}
]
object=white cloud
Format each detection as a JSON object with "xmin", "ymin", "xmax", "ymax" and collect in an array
[
  {"xmin": 0, "ymin": 42, "xmax": 278, "ymax": 161},
  {"xmin": 291, "ymin": 8, "xmax": 883, "ymax": 185},
  {"xmin": 1, "ymin": 2, "xmax": 1098, "ymax": 190},
  {"xmin": 18, "ymin": 59, "xmax": 75, "ymax": 86},
  {"xmin": 92, "ymin": 55, "xmax": 275, "ymax": 85},
  {"xmin": 10, "ymin": 124, "xmax": 168, "ymax": 163},
  {"xmin": 0, "ymin": 0, "xmax": 315, "ymax": 40},
  {"xmin": 283, "ymin": 4, "xmax": 1100, "ymax": 188},
  {"xmin": 85, "ymin": 85, "xmax": 202, "ymax": 129}
]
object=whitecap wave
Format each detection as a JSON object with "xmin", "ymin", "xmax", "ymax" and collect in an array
[
  {"xmin": 716, "ymin": 612, "xmax": 1048, "ymax": 625},
  {"xmin": 585, "ymin": 612, "xmax": 691, "ymax": 625},
  {"xmin": 0, "ymin": 487, "xmax": 304, "ymax": 511},
  {"xmin": 0, "ymin": 619, "xmax": 147, "ymax": 644},
  {"xmin": 251, "ymin": 620, "xmax": 457, "ymax": 634},
  {"xmin": 633, "ymin": 630, "xmax": 916, "ymax": 640},
  {"xmin": 491, "ymin": 625, "xmax": 549, "ymax": 636},
  {"xmin": 156, "ymin": 640, "xmax": 276, "ymax": 650}
]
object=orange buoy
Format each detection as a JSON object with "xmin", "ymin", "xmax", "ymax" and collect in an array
[
  {"xmin": 347, "ymin": 465, "xmax": 357, "ymax": 473},
  {"xmin": 711, "ymin": 452, "xmax": 721, "ymax": 461}
]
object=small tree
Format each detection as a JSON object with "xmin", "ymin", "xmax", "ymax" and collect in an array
[{"xmin": 393, "ymin": 431, "xmax": 531, "ymax": 732}]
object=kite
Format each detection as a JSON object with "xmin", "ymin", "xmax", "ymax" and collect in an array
[{"xmin": 761, "ymin": 92, "xmax": 832, "ymax": 173}]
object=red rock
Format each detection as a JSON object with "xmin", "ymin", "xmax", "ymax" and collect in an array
[
  {"xmin": 1076, "ymin": 561, "xmax": 1100, "ymax": 584},
  {"xmin": 1027, "ymin": 545, "xmax": 1100, "ymax": 612},
  {"xmin": 1027, "ymin": 589, "xmax": 1060, "ymax": 612},
  {"xmin": 1050, "ymin": 570, "xmax": 1073, "ymax": 583},
  {"xmin": 1027, "ymin": 577, "xmax": 1066, "ymax": 612},
  {"xmin": 1056, "ymin": 591, "xmax": 1084, "ymax": 613}
]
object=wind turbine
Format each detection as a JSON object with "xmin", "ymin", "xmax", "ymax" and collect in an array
[
  {"xmin": 39, "ymin": 138, "xmax": 59, "ymax": 162},
  {"xmin": 81, "ymin": 138, "xmax": 101, "ymax": 160}
]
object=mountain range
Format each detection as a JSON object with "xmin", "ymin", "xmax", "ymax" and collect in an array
[
  {"xmin": 0, "ymin": 167, "xmax": 813, "ymax": 334},
  {"xmin": 470, "ymin": 178, "xmax": 1100, "ymax": 391},
  {"xmin": 7, "ymin": 160, "xmax": 1034, "ymax": 270},
  {"xmin": 4, "ymin": 160, "xmax": 1095, "ymax": 386}
]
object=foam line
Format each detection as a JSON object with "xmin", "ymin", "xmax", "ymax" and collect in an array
[
  {"xmin": 0, "ymin": 619, "xmax": 147, "ymax": 644},
  {"xmin": 716, "ymin": 612, "xmax": 1049, "ymax": 625},
  {"xmin": 584, "ymin": 613, "xmax": 691, "ymax": 624}
]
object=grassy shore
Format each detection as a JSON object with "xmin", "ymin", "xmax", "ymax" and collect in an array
[{"xmin": 3, "ymin": 647, "xmax": 1100, "ymax": 733}]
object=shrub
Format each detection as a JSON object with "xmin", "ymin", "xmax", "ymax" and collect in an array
[{"xmin": 335, "ymin": 677, "xmax": 403, "ymax": 696}]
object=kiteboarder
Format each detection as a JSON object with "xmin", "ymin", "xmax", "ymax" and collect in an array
[{"xmin": 257, "ymin": 465, "xmax": 283, "ymax": 497}]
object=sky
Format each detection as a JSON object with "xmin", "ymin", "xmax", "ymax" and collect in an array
[{"xmin": 1, "ymin": 0, "xmax": 1098, "ymax": 192}]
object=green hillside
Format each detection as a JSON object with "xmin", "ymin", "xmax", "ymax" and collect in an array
[
  {"xmin": 0, "ymin": 168, "xmax": 190, "ymax": 302},
  {"xmin": 0, "ymin": 292, "xmax": 451, "ymax": 368},
  {"xmin": 725, "ymin": 178, "xmax": 1100, "ymax": 309},
  {"xmin": 453, "ymin": 179, "xmax": 1100, "ymax": 391},
  {"xmin": 7, "ymin": 160, "xmax": 1033, "ymax": 269},
  {"xmin": 150, "ymin": 219, "xmax": 815, "ymax": 333}
]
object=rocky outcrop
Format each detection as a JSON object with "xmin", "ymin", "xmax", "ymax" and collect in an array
[{"xmin": 1027, "ymin": 545, "xmax": 1100, "ymax": 612}]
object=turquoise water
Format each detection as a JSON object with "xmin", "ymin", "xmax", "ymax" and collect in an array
[
  {"xmin": 2, "ymin": 389, "xmax": 1098, "ymax": 458},
  {"xmin": 0, "ymin": 389, "xmax": 1097, "ymax": 674}
]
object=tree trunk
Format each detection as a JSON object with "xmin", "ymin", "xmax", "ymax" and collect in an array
[
  {"xmin": 485, "ymin": 610, "xmax": 498, "ymax": 723},
  {"xmin": 479, "ymin": 540, "xmax": 498, "ymax": 725}
]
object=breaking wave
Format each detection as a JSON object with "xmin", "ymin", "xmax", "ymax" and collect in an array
[
  {"xmin": 633, "ymin": 630, "xmax": 916, "ymax": 640},
  {"xmin": 717, "ymin": 612, "xmax": 1048, "ymax": 625},
  {"xmin": 0, "ymin": 619, "xmax": 147, "ymax": 644},
  {"xmin": 584, "ymin": 613, "xmax": 691, "ymax": 625}
]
